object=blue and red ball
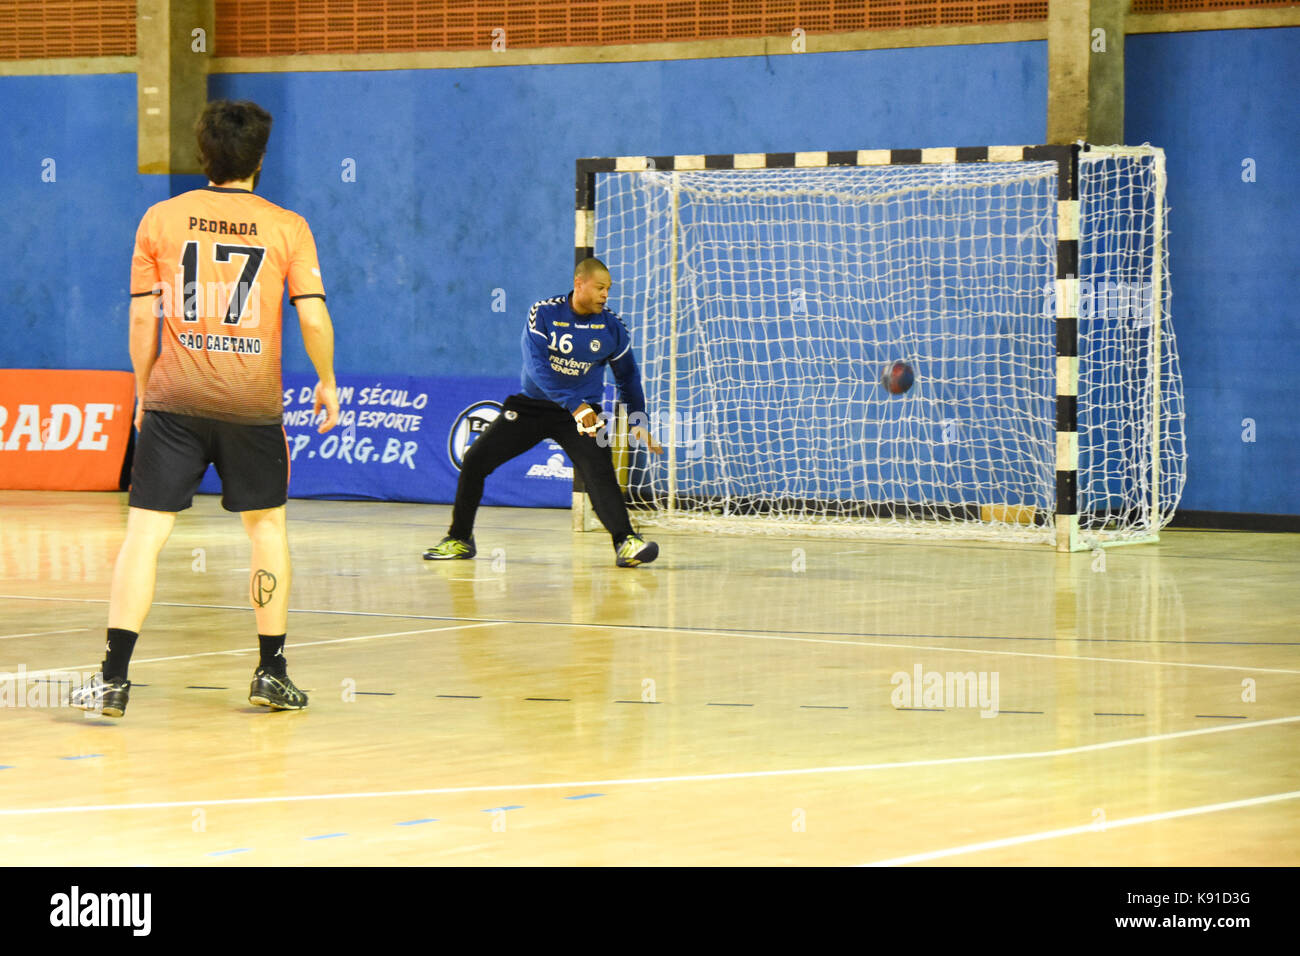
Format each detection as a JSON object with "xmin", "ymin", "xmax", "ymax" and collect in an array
[{"xmin": 881, "ymin": 361, "xmax": 915, "ymax": 395}]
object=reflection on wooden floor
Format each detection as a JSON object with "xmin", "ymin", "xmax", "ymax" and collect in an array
[{"xmin": 1, "ymin": 490, "xmax": 1296, "ymax": 865}]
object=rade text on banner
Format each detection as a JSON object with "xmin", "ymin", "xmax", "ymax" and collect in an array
[{"xmin": 0, "ymin": 370, "xmax": 134, "ymax": 491}]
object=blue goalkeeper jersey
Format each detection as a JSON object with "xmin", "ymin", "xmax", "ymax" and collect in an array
[{"xmin": 519, "ymin": 292, "xmax": 647, "ymax": 416}]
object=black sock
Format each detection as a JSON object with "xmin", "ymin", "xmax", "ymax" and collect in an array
[
  {"xmin": 103, "ymin": 628, "xmax": 138, "ymax": 683},
  {"xmin": 258, "ymin": 634, "xmax": 287, "ymax": 674}
]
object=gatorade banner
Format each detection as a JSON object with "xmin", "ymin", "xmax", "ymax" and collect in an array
[
  {"xmin": 198, "ymin": 373, "xmax": 574, "ymax": 508},
  {"xmin": 0, "ymin": 370, "xmax": 134, "ymax": 491}
]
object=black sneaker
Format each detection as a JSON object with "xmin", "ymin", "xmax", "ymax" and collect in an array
[
  {"xmin": 615, "ymin": 534, "xmax": 659, "ymax": 568},
  {"xmin": 423, "ymin": 535, "xmax": 476, "ymax": 560},
  {"xmin": 69, "ymin": 672, "xmax": 130, "ymax": 718},
  {"xmin": 249, "ymin": 667, "xmax": 309, "ymax": 710}
]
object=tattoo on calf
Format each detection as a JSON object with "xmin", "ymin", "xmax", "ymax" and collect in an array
[{"xmin": 252, "ymin": 569, "xmax": 277, "ymax": 607}]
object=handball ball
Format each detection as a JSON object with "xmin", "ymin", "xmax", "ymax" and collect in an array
[{"xmin": 881, "ymin": 361, "xmax": 915, "ymax": 395}]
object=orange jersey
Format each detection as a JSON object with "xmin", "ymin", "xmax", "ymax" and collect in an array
[{"xmin": 130, "ymin": 186, "xmax": 325, "ymax": 425}]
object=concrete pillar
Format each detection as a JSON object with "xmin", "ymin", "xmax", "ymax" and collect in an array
[
  {"xmin": 137, "ymin": 0, "xmax": 212, "ymax": 174},
  {"xmin": 1047, "ymin": 0, "xmax": 1126, "ymax": 145},
  {"xmin": 1088, "ymin": 0, "xmax": 1126, "ymax": 145}
]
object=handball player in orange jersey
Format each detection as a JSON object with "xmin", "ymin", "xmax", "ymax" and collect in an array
[{"xmin": 72, "ymin": 100, "xmax": 339, "ymax": 717}]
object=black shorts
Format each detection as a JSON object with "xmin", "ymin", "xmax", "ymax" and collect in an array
[{"xmin": 129, "ymin": 411, "xmax": 289, "ymax": 513}]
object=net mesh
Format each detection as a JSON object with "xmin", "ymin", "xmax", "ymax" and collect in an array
[
  {"xmin": 593, "ymin": 148, "xmax": 1185, "ymax": 547},
  {"xmin": 1077, "ymin": 147, "xmax": 1187, "ymax": 546}
]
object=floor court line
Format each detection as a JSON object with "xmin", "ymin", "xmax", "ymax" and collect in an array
[
  {"xmin": 862, "ymin": 790, "xmax": 1300, "ymax": 866},
  {"xmin": 691, "ymin": 629, "xmax": 1300, "ymax": 676},
  {"xmin": 0, "ymin": 627, "xmax": 92, "ymax": 641},
  {"xmin": 2, "ymin": 714, "xmax": 1295, "ymax": 818},
  {"xmin": 3, "ymin": 595, "xmax": 1294, "ymax": 677},
  {"xmin": 4, "ymin": 591, "xmax": 1296, "ymax": 650},
  {"xmin": 281, "ymin": 513, "xmax": 1293, "ymax": 565},
  {"xmin": 12, "ymin": 622, "xmax": 498, "ymax": 681}
]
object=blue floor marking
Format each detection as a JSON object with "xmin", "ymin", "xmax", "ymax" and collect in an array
[{"xmin": 395, "ymin": 818, "xmax": 439, "ymax": 826}]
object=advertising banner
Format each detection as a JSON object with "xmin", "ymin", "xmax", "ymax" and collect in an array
[
  {"xmin": 0, "ymin": 370, "xmax": 134, "ymax": 491},
  {"xmin": 198, "ymin": 373, "xmax": 574, "ymax": 508}
]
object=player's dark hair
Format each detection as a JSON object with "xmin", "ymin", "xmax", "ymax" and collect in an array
[
  {"xmin": 195, "ymin": 100, "xmax": 272, "ymax": 185},
  {"xmin": 575, "ymin": 257, "xmax": 609, "ymax": 280}
]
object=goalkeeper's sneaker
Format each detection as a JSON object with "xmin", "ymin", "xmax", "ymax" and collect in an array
[
  {"xmin": 249, "ymin": 667, "xmax": 309, "ymax": 710},
  {"xmin": 423, "ymin": 535, "xmax": 476, "ymax": 560},
  {"xmin": 69, "ymin": 673, "xmax": 130, "ymax": 718},
  {"xmin": 615, "ymin": 534, "xmax": 659, "ymax": 568}
]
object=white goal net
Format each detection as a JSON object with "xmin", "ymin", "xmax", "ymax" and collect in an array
[
  {"xmin": 588, "ymin": 146, "xmax": 1185, "ymax": 549},
  {"xmin": 1077, "ymin": 147, "xmax": 1186, "ymax": 547}
]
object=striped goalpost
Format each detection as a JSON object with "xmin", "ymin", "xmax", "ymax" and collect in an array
[{"xmin": 573, "ymin": 145, "xmax": 1185, "ymax": 551}]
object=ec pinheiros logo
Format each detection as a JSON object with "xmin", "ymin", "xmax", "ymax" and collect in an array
[{"xmin": 447, "ymin": 401, "xmax": 501, "ymax": 470}]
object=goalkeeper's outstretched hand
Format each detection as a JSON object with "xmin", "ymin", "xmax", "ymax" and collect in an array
[
  {"xmin": 573, "ymin": 404, "xmax": 600, "ymax": 436},
  {"xmin": 630, "ymin": 425, "xmax": 664, "ymax": 455}
]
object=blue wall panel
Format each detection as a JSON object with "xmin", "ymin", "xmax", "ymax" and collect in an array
[
  {"xmin": 0, "ymin": 42, "xmax": 1047, "ymax": 375},
  {"xmin": 2, "ymin": 31, "xmax": 1291, "ymax": 514},
  {"xmin": 1127, "ymin": 28, "xmax": 1300, "ymax": 514},
  {"xmin": 202, "ymin": 42, "xmax": 1046, "ymax": 383},
  {"xmin": 0, "ymin": 74, "xmax": 167, "ymax": 371},
  {"xmin": 50, "ymin": 37, "xmax": 1300, "ymax": 515}
]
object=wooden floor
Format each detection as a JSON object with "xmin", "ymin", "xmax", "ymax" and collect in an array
[{"xmin": 1, "ymin": 490, "xmax": 1296, "ymax": 866}]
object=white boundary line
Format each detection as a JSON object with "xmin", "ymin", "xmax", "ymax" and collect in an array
[
  {"xmin": 2, "ymin": 594, "xmax": 1294, "ymax": 676},
  {"xmin": 12, "ymin": 622, "xmax": 497, "ymax": 680},
  {"xmin": 0, "ymin": 595, "xmax": 110, "ymax": 605},
  {"xmin": 2, "ymin": 714, "xmax": 1295, "ymax": 817},
  {"xmin": 862, "ymin": 789, "xmax": 1300, "ymax": 866},
  {"xmin": 0, "ymin": 627, "xmax": 91, "ymax": 641},
  {"xmin": 686, "ymin": 628, "xmax": 1300, "ymax": 676}
]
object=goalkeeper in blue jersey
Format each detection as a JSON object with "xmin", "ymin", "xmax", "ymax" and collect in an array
[{"xmin": 424, "ymin": 258, "xmax": 664, "ymax": 567}]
